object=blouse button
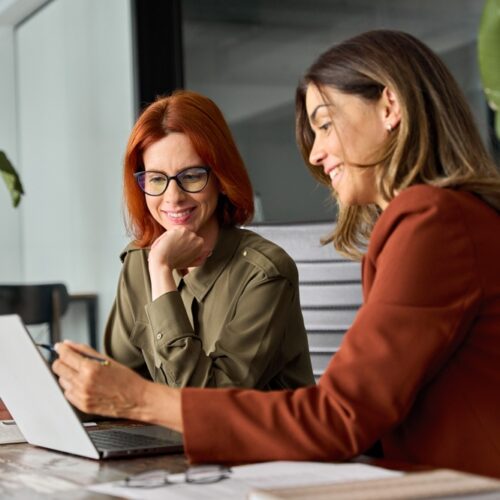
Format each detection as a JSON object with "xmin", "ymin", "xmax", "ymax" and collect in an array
[{"xmin": 156, "ymin": 333, "xmax": 163, "ymax": 340}]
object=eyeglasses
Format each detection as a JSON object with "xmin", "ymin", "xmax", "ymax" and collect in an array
[
  {"xmin": 134, "ymin": 166, "xmax": 211, "ymax": 196},
  {"xmin": 119, "ymin": 465, "xmax": 231, "ymax": 489}
]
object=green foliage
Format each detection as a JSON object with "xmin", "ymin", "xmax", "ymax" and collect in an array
[
  {"xmin": 0, "ymin": 150, "xmax": 24, "ymax": 208},
  {"xmin": 478, "ymin": 0, "xmax": 500, "ymax": 139}
]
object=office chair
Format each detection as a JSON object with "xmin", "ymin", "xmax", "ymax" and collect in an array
[
  {"xmin": 246, "ymin": 222, "xmax": 363, "ymax": 381},
  {"xmin": 0, "ymin": 283, "xmax": 70, "ymax": 344}
]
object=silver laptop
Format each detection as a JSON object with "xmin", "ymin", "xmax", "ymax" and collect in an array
[{"xmin": 0, "ymin": 314, "xmax": 183, "ymax": 459}]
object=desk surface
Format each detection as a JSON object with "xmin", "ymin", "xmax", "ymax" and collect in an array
[
  {"xmin": 0, "ymin": 439, "xmax": 187, "ymax": 499},
  {"xmin": 1, "ymin": 429, "xmax": 499, "ymax": 500}
]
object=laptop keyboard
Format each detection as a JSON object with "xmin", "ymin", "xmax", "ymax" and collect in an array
[{"xmin": 89, "ymin": 429, "xmax": 169, "ymax": 451}]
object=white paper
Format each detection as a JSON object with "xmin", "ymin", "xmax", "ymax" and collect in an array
[
  {"xmin": 87, "ymin": 461, "xmax": 402, "ymax": 500},
  {"xmin": 0, "ymin": 420, "xmax": 26, "ymax": 444}
]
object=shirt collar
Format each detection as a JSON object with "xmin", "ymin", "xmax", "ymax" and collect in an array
[{"xmin": 177, "ymin": 226, "xmax": 242, "ymax": 302}]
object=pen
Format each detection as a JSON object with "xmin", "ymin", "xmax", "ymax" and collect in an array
[{"xmin": 36, "ymin": 343, "xmax": 110, "ymax": 366}]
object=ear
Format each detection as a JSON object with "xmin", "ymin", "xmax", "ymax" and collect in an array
[{"xmin": 380, "ymin": 87, "xmax": 401, "ymax": 131}]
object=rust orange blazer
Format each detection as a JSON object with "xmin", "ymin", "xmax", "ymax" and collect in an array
[{"xmin": 182, "ymin": 185, "xmax": 500, "ymax": 478}]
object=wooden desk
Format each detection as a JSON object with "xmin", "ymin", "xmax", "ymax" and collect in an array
[
  {"xmin": 0, "ymin": 440, "xmax": 187, "ymax": 499},
  {"xmin": 2, "ymin": 441, "xmax": 500, "ymax": 500}
]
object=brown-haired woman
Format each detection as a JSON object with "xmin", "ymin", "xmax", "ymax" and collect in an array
[
  {"xmin": 104, "ymin": 90, "xmax": 314, "ymax": 389},
  {"xmin": 54, "ymin": 32, "xmax": 500, "ymax": 477}
]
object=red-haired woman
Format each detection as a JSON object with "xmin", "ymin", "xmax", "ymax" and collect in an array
[{"xmin": 104, "ymin": 90, "xmax": 314, "ymax": 389}]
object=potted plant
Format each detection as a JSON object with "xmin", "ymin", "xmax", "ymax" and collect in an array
[
  {"xmin": 478, "ymin": 0, "xmax": 500, "ymax": 153},
  {"xmin": 0, "ymin": 150, "xmax": 24, "ymax": 207}
]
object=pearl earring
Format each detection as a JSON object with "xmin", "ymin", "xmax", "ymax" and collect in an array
[{"xmin": 386, "ymin": 123, "xmax": 393, "ymax": 132}]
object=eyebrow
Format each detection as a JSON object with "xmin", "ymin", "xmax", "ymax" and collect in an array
[{"xmin": 309, "ymin": 104, "xmax": 331, "ymax": 122}]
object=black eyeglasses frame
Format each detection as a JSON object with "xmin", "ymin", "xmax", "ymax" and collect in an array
[{"xmin": 134, "ymin": 166, "xmax": 211, "ymax": 196}]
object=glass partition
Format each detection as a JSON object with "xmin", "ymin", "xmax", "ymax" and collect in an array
[{"xmin": 182, "ymin": 0, "xmax": 486, "ymax": 222}]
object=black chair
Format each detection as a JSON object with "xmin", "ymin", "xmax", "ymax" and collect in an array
[
  {"xmin": 246, "ymin": 222, "xmax": 363, "ymax": 381},
  {"xmin": 0, "ymin": 283, "xmax": 70, "ymax": 344}
]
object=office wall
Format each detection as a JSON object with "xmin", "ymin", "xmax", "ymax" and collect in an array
[
  {"xmin": 9, "ymin": 0, "xmax": 134, "ymax": 344},
  {"xmin": 0, "ymin": 26, "xmax": 22, "ymax": 281}
]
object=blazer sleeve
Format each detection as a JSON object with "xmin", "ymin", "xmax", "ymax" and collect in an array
[{"xmin": 181, "ymin": 192, "xmax": 482, "ymax": 463}]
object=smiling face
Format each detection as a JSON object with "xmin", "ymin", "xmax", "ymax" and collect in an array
[
  {"xmin": 305, "ymin": 84, "xmax": 390, "ymax": 209},
  {"xmin": 142, "ymin": 132, "xmax": 220, "ymax": 242}
]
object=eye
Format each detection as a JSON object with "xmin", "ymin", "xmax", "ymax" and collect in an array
[
  {"xmin": 318, "ymin": 121, "xmax": 332, "ymax": 132},
  {"xmin": 149, "ymin": 174, "xmax": 166, "ymax": 184},
  {"xmin": 182, "ymin": 173, "xmax": 203, "ymax": 182},
  {"xmin": 179, "ymin": 168, "xmax": 208, "ymax": 184}
]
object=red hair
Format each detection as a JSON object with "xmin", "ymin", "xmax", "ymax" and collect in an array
[{"xmin": 124, "ymin": 90, "xmax": 254, "ymax": 247}]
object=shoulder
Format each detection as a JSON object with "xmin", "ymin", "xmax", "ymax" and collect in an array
[
  {"xmin": 231, "ymin": 227, "xmax": 299, "ymax": 283},
  {"xmin": 119, "ymin": 242, "xmax": 149, "ymax": 265},
  {"xmin": 369, "ymin": 185, "xmax": 497, "ymax": 259},
  {"xmin": 379, "ymin": 185, "xmax": 497, "ymax": 228},
  {"xmin": 384, "ymin": 184, "xmax": 464, "ymax": 218},
  {"xmin": 374, "ymin": 185, "xmax": 473, "ymax": 239}
]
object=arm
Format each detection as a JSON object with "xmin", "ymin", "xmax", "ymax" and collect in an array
[
  {"xmin": 104, "ymin": 259, "xmax": 150, "ymax": 374},
  {"xmin": 52, "ymin": 341, "xmax": 184, "ymax": 432},
  {"xmin": 181, "ymin": 193, "xmax": 482, "ymax": 463},
  {"xmin": 109, "ymin": 229, "xmax": 310, "ymax": 389},
  {"xmin": 104, "ymin": 229, "xmax": 206, "ymax": 368},
  {"xmin": 146, "ymin": 274, "xmax": 302, "ymax": 388}
]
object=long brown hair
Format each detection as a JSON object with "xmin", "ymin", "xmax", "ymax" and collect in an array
[
  {"xmin": 296, "ymin": 30, "xmax": 500, "ymax": 259},
  {"xmin": 124, "ymin": 90, "xmax": 254, "ymax": 247}
]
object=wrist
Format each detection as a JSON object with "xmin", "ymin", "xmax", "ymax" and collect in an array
[
  {"xmin": 149, "ymin": 266, "xmax": 177, "ymax": 300},
  {"xmin": 134, "ymin": 381, "xmax": 183, "ymax": 432},
  {"xmin": 148, "ymin": 259, "xmax": 173, "ymax": 275}
]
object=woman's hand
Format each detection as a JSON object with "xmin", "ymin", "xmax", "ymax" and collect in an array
[
  {"xmin": 52, "ymin": 340, "xmax": 184, "ymax": 432},
  {"xmin": 149, "ymin": 227, "xmax": 207, "ymax": 272},
  {"xmin": 52, "ymin": 341, "xmax": 148, "ymax": 419},
  {"xmin": 148, "ymin": 228, "xmax": 212, "ymax": 300}
]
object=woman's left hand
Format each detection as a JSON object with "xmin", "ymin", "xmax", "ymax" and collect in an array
[{"xmin": 52, "ymin": 341, "xmax": 148, "ymax": 420}]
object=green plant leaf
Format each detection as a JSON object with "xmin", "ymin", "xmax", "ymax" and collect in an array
[
  {"xmin": 0, "ymin": 150, "xmax": 24, "ymax": 208},
  {"xmin": 478, "ymin": 0, "xmax": 500, "ymax": 139}
]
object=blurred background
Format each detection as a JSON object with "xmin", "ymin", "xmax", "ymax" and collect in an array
[{"xmin": 0, "ymin": 0, "xmax": 493, "ymax": 347}]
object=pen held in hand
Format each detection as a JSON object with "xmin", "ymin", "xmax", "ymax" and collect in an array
[{"xmin": 36, "ymin": 343, "xmax": 110, "ymax": 366}]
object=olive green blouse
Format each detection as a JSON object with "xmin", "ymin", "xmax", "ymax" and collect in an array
[{"xmin": 104, "ymin": 226, "xmax": 314, "ymax": 389}]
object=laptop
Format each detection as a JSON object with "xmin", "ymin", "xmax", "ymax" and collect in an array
[{"xmin": 0, "ymin": 314, "xmax": 184, "ymax": 459}]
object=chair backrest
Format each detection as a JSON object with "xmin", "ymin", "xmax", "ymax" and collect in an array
[
  {"xmin": 246, "ymin": 222, "xmax": 363, "ymax": 381},
  {"xmin": 0, "ymin": 283, "xmax": 70, "ymax": 344}
]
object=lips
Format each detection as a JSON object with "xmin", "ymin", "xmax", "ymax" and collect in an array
[
  {"xmin": 162, "ymin": 207, "xmax": 196, "ymax": 224},
  {"xmin": 324, "ymin": 163, "xmax": 344, "ymax": 186},
  {"xmin": 167, "ymin": 209, "xmax": 193, "ymax": 219},
  {"xmin": 324, "ymin": 163, "xmax": 341, "ymax": 175}
]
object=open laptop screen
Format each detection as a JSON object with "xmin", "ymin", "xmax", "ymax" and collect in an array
[{"xmin": 0, "ymin": 314, "xmax": 183, "ymax": 459}]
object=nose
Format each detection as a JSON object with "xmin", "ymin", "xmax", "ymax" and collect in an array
[
  {"xmin": 309, "ymin": 137, "xmax": 326, "ymax": 166},
  {"xmin": 163, "ymin": 178, "xmax": 186, "ymax": 204}
]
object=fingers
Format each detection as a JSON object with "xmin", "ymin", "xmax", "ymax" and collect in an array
[
  {"xmin": 52, "ymin": 345, "xmax": 103, "ymax": 414},
  {"xmin": 57, "ymin": 339, "xmax": 102, "ymax": 358},
  {"xmin": 52, "ymin": 341, "xmax": 105, "ymax": 390},
  {"xmin": 52, "ymin": 356, "xmax": 78, "ymax": 380},
  {"xmin": 150, "ymin": 228, "xmax": 206, "ymax": 270}
]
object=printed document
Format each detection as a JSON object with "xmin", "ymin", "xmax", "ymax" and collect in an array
[{"xmin": 87, "ymin": 460, "xmax": 402, "ymax": 499}]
